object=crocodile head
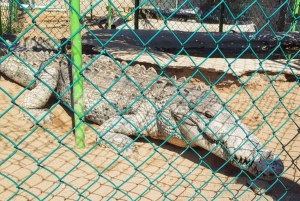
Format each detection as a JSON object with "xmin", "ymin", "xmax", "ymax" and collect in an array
[{"xmin": 171, "ymin": 84, "xmax": 284, "ymax": 181}]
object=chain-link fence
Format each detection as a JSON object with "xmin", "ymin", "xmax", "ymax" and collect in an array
[
  {"xmin": 2, "ymin": 0, "xmax": 299, "ymax": 37},
  {"xmin": 0, "ymin": 0, "xmax": 19, "ymax": 35},
  {"xmin": 0, "ymin": 0, "xmax": 300, "ymax": 200}
]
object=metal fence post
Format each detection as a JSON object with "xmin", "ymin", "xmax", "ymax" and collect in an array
[
  {"xmin": 292, "ymin": 0, "xmax": 300, "ymax": 31},
  {"xmin": 70, "ymin": 0, "xmax": 85, "ymax": 149},
  {"xmin": 134, "ymin": 0, "xmax": 139, "ymax": 29},
  {"xmin": 107, "ymin": 0, "xmax": 112, "ymax": 29},
  {"xmin": 0, "ymin": 5, "xmax": 2, "ymax": 36},
  {"xmin": 219, "ymin": 0, "xmax": 225, "ymax": 32}
]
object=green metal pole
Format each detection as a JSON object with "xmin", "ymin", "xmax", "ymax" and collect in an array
[
  {"xmin": 288, "ymin": 0, "xmax": 300, "ymax": 59},
  {"xmin": 292, "ymin": 0, "xmax": 300, "ymax": 31},
  {"xmin": 219, "ymin": 0, "xmax": 225, "ymax": 32},
  {"xmin": 8, "ymin": 0, "xmax": 13, "ymax": 34},
  {"xmin": 134, "ymin": 0, "xmax": 139, "ymax": 30},
  {"xmin": 70, "ymin": 0, "xmax": 85, "ymax": 149},
  {"xmin": 0, "ymin": 6, "xmax": 2, "ymax": 36},
  {"xmin": 107, "ymin": 1, "xmax": 112, "ymax": 29},
  {"xmin": 12, "ymin": 0, "xmax": 17, "ymax": 21}
]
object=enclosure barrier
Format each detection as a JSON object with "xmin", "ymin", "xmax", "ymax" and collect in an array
[
  {"xmin": 0, "ymin": 0, "xmax": 18, "ymax": 36},
  {"xmin": 0, "ymin": 0, "xmax": 300, "ymax": 200}
]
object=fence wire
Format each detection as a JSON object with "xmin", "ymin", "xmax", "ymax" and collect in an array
[
  {"xmin": 0, "ymin": 0, "xmax": 300, "ymax": 200},
  {"xmin": 1, "ymin": 0, "xmax": 297, "ymax": 37}
]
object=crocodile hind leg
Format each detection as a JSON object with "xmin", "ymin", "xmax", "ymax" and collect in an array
[{"xmin": 22, "ymin": 66, "xmax": 59, "ymax": 124}]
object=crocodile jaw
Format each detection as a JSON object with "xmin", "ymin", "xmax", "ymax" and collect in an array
[{"xmin": 175, "ymin": 115, "xmax": 284, "ymax": 181}]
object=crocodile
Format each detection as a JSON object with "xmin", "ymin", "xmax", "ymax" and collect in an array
[{"xmin": 0, "ymin": 50, "xmax": 284, "ymax": 182}]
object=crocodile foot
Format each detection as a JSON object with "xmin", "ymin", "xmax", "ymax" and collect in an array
[{"xmin": 22, "ymin": 108, "xmax": 56, "ymax": 124}]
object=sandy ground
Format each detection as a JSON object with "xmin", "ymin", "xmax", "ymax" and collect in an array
[
  {"xmin": 1, "ymin": 10, "xmax": 300, "ymax": 201},
  {"xmin": 16, "ymin": 10, "xmax": 254, "ymax": 40},
  {"xmin": 0, "ymin": 71, "xmax": 299, "ymax": 200}
]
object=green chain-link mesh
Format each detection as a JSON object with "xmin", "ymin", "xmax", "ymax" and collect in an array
[{"xmin": 0, "ymin": 0, "xmax": 300, "ymax": 200}]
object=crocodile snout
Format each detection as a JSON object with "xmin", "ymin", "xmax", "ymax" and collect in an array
[
  {"xmin": 272, "ymin": 159, "xmax": 284, "ymax": 174},
  {"xmin": 253, "ymin": 152, "xmax": 284, "ymax": 181}
]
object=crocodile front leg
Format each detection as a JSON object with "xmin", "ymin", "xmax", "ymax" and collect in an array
[
  {"xmin": 97, "ymin": 116, "xmax": 140, "ymax": 156},
  {"xmin": 0, "ymin": 59, "xmax": 59, "ymax": 124},
  {"xmin": 97, "ymin": 102, "xmax": 159, "ymax": 156},
  {"xmin": 22, "ymin": 66, "xmax": 59, "ymax": 123}
]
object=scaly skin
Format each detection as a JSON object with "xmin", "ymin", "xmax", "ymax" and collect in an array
[
  {"xmin": 1, "ymin": 36, "xmax": 66, "ymax": 53},
  {"xmin": 0, "ymin": 51, "xmax": 284, "ymax": 181}
]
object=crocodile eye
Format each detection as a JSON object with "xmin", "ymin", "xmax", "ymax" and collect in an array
[{"xmin": 204, "ymin": 111, "xmax": 213, "ymax": 118}]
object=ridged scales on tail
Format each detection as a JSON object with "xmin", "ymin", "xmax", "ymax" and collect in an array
[
  {"xmin": 0, "ymin": 50, "xmax": 284, "ymax": 181},
  {"xmin": 0, "ymin": 36, "xmax": 67, "ymax": 54},
  {"xmin": 0, "ymin": 36, "xmax": 99, "ymax": 55}
]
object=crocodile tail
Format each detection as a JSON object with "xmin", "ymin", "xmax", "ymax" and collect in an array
[
  {"xmin": 19, "ymin": 36, "xmax": 67, "ymax": 52},
  {"xmin": 4, "ymin": 36, "xmax": 67, "ymax": 53}
]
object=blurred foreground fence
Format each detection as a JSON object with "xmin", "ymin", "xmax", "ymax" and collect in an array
[{"xmin": 0, "ymin": 0, "xmax": 300, "ymax": 200}]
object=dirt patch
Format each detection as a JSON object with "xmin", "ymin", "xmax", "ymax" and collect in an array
[
  {"xmin": 15, "ymin": 10, "xmax": 100, "ymax": 39},
  {"xmin": 0, "ymin": 71, "xmax": 299, "ymax": 200}
]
